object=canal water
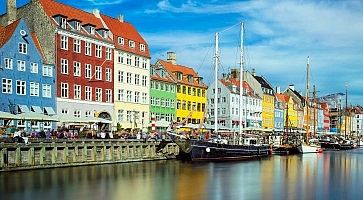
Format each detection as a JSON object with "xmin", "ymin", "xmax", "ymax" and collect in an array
[{"xmin": 1, "ymin": 148, "xmax": 363, "ymax": 200}]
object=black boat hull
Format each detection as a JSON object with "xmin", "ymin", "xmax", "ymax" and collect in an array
[
  {"xmin": 272, "ymin": 145, "xmax": 302, "ymax": 155},
  {"xmin": 176, "ymin": 139, "xmax": 271, "ymax": 161}
]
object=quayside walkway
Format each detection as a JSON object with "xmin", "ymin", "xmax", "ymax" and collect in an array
[{"xmin": 0, "ymin": 139, "xmax": 178, "ymax": 171}]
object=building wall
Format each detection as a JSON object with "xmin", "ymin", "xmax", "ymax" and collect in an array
[
  {"xmin": 284, "ymin": 98, "xmax": 298, "ymax": 129},
  {"xmin": 150, "ymin": 79, "xmax": 176, "ymax": 122},
  {"xmin": 0, "ymin": 20, "xmax": 56, "ymax": 130},
  {"xmin": 274, "ymin": 108, "xmax": 284, "ymax": 132},
  {"xmin": 176, "ymin": 84, "xmax": 207, "ymax": 124},
  {"xmin": 113, "ymin": 49, "xmax": 150, "ymax": 129},
  {"xmin": 262, "ymin": 94, "xmax": 275, "ymax": 129}
]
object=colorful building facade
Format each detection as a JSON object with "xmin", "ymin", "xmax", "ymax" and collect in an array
[
  {"xmin": 150, "ymin": 63, "xmax": 177, "ymax": 122},
  {"xmin": 160, "ymin": 52, "xmax": 207, "ymax": 124},
  {"xmin": 254, "ymin": 74, "xmax": 275, "ymax": 129},
  {"xmin": 0, "ymin": 19, "xmax": 56, "ymax": 130}
]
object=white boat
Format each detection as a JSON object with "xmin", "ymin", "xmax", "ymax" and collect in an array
[{"xmin": 301, "ymin": 144, "xmax": 323, "ymax": 153}]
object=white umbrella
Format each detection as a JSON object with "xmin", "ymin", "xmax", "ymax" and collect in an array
[{"xmin": 155, "ymin": 118, "xmax": 171, "ymax": 128}]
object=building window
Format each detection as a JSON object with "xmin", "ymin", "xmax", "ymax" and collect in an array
[
  {"xmin": 60, "ymin": 17, "xmax": 67, "ymax": 29},
  {"xmin": 85, "ymin": 42, "xmax": 92, "ymax": 56},
  {"xmin": 135, "ymin": 57, "xmax": 140, "ymax": 67},
  {"xmin": 126, "ymin": 90, "xmax": 132, "ymax": 102},
  {"xmin": 106, "ymin": 89, "xmax": 112, "ymax": 103},
  {"xmin": 95, "ymin": 88, "xmax": 102, "ymax": 102},
  {"xmin": 73, "ymin": 61, "xmax": 81, "ymax": 77},
  {"xmin": 134, "ymin": 91, "xmax": 140, "ymax": 103},
  {"xmin": 90, "ymin": 27, "xmax": 95, "ymax": 35},
  {"xmin": 117, "ymin": 89, "xmax": 124, "ymax": 101},
  {"xmin": 18, "ymin": 43, "xmax": 27, "ymax": 54},
  {"xmin": 142, "ymin": 76, "xmax": 147, "ymax": 86},
  {"xmin": 85, "ymin": 86, "xmax": 92, "ymax": 101},
  {"xmin": 105, "ymin": 68, "xmax": 112, "ymax": 82},
  {"xmin": 156, "ymin": 98, "xmax": 160, "ymax": 106},
  {"xmin": 129, "ymin": 40, "xmax": 135, "ymax": 48},
  {"xmin": 17, "ymin": 60, "xmax": 25, "ymax": 71},
  {"xmin": 85, "ymin": 110, "xmax": 91, "ymax": 117},
  {"xmin": 42, "ymin": 84, "xmax": 51, "ymax": 98},
  {"xmin": 171, "ymin": 100, "xmax": 175, "ymax": 108},
  {"xmin": 30, "ymin": 82, "xmax": 39, "ymax": 96},
  {"xmin": 74, "ymin": 110, "xmax": 81, "ymax": 118},
  {"xmin": 127, "ymin": 111, "xmax": 132, "ymax": 122},
  {"xmin": 118, "ymin": 109, "xmax": 124, "ymax": 122},
  {"xmin": 95, "ymin": 66, "xmax": 102, "ymax": 80},
  {"xmin": 95, "ymin": 45, "xmax": 102, "ymax": 58},
  {"xmin": 118, "ymin": 37, "xmax": 124, "ymax": 45},
  {"xmin": 2, "ymin": 78, "xmax": 12, "ymax": 94},
  {"xmin": 75, "ymin": 21, "xmax": 81, "ymax": 31},
  {"xmin": 177, "ymin": 73, "xmax": 182, "ymax": 80},
  {"xmin": 118, "ymin": 71, "xmax": 123, "ymax": 83},
  {"xmin": 73, "ymin": 39, "xmax": 81, "ymax": 53},
  {"xmin": 142, "ymin": 93, "xmax": 147, "ymax": 104},
  {"xmin": 61, "ymin": 83, "xmax": 68, "ymax": 98},
  {"xmin": 61, "ymin": 59, "xmax": 68, "ymax": 74},
  {"xmin": 106, "ymin": 48, "xmax": 112, "ymax": 60},
  {"xmin": 126, "ymin": 54, "xmax": 132, "ymax": 65},
  {"xmin": 16, "ymin": 80, "xmax": 26, "ymax": 95},
  {"xmin": 134, "ymin": 74, "xmax": 140, "ymax": 85},
  {"xmin": 126, "ymin": 73, "xmax": 132, "ymax": 84},
  {"xmin": 118, "ymin": 52, "xmax": 124, "ymax": 63},
  {"xmin": 4, "ymin": 58, "xmax": 13, "ymax": 69},
  {"xmin": 85, "ymin": 64, "xmax": 92, "ymax": 78},
  {"xmin": 30, "ymin": 63, "xmax": 38, "ymax": 73},
  {"xmin": 74, "ymin": 84, "xmax": 81, "ymax": 100},
  {"xmin": 140, "ymin": 44, "xmax": 145, "ymax": 52},
  {"xmin": 150, "ymin": 97, "xmax": 155, "ymax": 105},
  {"xmin": 61, "ymin": 109, "xmax": 68, "ymax": 114},
  {"xmin": 42, "ymin": 65, "xmax": 53, "ymax": 77},
  {"xmin": 142, "ymin": 58, "xmax": 147, "ymax": 69},
  {"xmin": 61, "ymin": 35, "xmax": 68, "ymax": 50},
  {"xmin": 165, "ymin": 99, "xmax": 170, "ymax": 107}
]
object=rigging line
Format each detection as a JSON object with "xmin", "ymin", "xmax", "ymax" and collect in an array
[{"xmin": 219, "ymin": 22, "xmax": 241, "ymax": 34}]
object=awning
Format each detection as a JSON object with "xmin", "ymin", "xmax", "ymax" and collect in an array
[
  {"xmin": 17, "ymin": 105, "xmax": 30, "ymax": 113},
  {"xmin": 31, "ymin": 106, "xmax": 43, "ymax": 113},
  {"xmin": 16, "ymin": 112, "xmax": 58, "ymax": 121},
  {"xmin": 0, "ymin": 111, "xmax": 19, "ymax": 119},
  {"xmin": 44, "ymin": 107, "xmax": 56, "ymax": 115}
]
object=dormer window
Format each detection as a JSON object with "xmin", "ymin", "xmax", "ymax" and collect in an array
[
  {"xmin": 176, "ymin": 72, "xmax": 183, "ymax": 80},
  {"xmin": 60, "ymin": 17, "xmax": 67, "ymax": 29},
  {"xmin": 90, "ymin": 27, "xmax": 95, "ymax": 35},
  {"xmin": 129, "ymin": 40, "xmax": 135, "ymax": 48},
  {"xmin": 187, "ymin": 75, "xmax": 193, "ymax": 83},
  {"xmin": 140, "ymin": 44, "xmax": 145, "ymax": 52},
  {"xmin": 103, "ymin": 30, "xmax": 108, "ymax": 38},
  {"xmin": 75, "ymin": 21, "xmax": 80, "ymax": 31},
  {"xmin": 118, "ymin": 37, "xmax": 124, "ymax": 45}
]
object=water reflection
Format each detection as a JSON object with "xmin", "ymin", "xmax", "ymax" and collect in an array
[{"xmin": 2, "ymin": 149, "xmax": 363, "ymax": 200}]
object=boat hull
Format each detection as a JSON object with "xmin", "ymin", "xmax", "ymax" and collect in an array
[
  {"xmin": 272, "ymin": 144, "xmax": 302, "ymax": 155},
  {"xmin": 176, "ymin": 139, "xmax": 271, "ymax": 161},
  {"xmin": 301, "ymin": 144, "xmax": 323, "ymax": 153}
]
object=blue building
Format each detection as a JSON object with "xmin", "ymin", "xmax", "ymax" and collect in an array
[
  {"xmin": 274, "ymin": 97, "xmax": 284, "ymax": 134},
  {"xmin": 0, "ymin": 19, "xmax": 56, "ymax": 131}
]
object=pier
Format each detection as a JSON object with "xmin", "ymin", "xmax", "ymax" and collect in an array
[{"xmin": 0, "ymin": 139, "xmax": 178, "ymax": 171}]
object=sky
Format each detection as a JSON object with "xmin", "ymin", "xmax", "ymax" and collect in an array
[{"xmin": 1, "ymin": 0, "xmax": 363, "ymax": 105}]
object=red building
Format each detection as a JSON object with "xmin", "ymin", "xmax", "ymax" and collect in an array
[{"xmin": 321, "ymin": 103, "xmax": 330, "ymax": 131}]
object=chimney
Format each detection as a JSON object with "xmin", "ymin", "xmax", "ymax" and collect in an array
[
  {"xmin": 118, "ymin": 14, "xmax": 124, "ymax": 22},
  {"xmin": 167, "ymin": 52, "xmax": 176, "ymax": 65},
  {"xmin": 275, "ymin": 86, "xmax": 281, "ymax": 94},
  {"xmin": 93, "ymin": 9, "xmax": 100, "ymax": 18},
  {"xmin": 252, "ymin": 68, "xmax": 256, "ymax": 76},
  {"xmin": 230, "ymin": 68, "xmax": 240, "ymax": 79},
  {"xmin": 288, "ymin": 84, "xmax": 295, "ymax": 91},
  {"xmin": 6, "ymin": 0, "xmax": 17, "ymax": 25}
]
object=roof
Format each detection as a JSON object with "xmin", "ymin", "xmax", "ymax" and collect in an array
[
  {"xmin": 39, "ymin": 0, "xmax": 104, "ymax": 29},
  {"xmin": 0, "ymin": 19, "xmax": 20, "ymax": 47},
  {"xmin": 220, "ymin": 78, "xmax": 260, "ymax": 98},
  {"xmin": 276, "ymin": 94, "xmax": 289, "ymax": 103},
  {"xmin": 159, "ymin": 60, "xmax": 207, "ymax": 88},
  {"xmin": 31, "ymin": 32, "xmax": 47, "ymax": 63},
  {"xmin": 101, "ymin": 14, "xmax": 150, "ymax": 57},
  {"xmin": 254, "ymin": 75, "xmax": 274, "ymax": 91}
]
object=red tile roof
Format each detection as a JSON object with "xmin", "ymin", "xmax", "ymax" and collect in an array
[
  {"xmin": 101, "ymin": 14, "xmax": 150, "ymax": 57},
  {"xmin": 0, "ymin": 19, "xmax": 20, "ymax": 47},
  {"xmin": 220, "ymin": 78, "xmax": 256, "ymax": 97},
  {"xmin": 39, "ymin": 0, "xmax": 104, "ymax": 29},
  {"xmin": 276, "ymin": 93, "xmax": 289, "ymax": 103},
  {"xmin": 159, "ymin": 60, "xmax": 207, "ymax": 88},
  {"xmin": 31, "ymin": 32, "xmax": 47, "ymax": 63}
]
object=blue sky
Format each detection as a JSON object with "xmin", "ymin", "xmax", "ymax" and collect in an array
[{"xmin": 1, "ymin": 0, "xmax": 363, "ymax": 105}]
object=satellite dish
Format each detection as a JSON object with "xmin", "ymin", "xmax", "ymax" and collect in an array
[{"xmin": 20, "ymin": 30, "xmax": 27, "ymax": 36}]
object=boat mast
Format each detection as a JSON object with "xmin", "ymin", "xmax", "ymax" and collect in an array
[
  {"xmin": 305, "ymin": 56, "xmax": 310, "ymax": 143},
  {"xmin": 239, "ymin": 22, "xmax": 244, "ymax": 137},
  {"xmin": 313, "ymin": 85, "xmax": 317, "ymax": 137},
  {"xmin": 214, "ymin": 32, "xmax": 219, "ymax": 134},
  {"xmin": 345, "ymin": 84, "xmax": 347, "ymax": 139}
]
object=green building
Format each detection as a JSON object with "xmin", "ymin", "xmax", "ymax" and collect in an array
[{"xmin": 150, "ymin": 62, "xmax": 177, "ymax": 122}]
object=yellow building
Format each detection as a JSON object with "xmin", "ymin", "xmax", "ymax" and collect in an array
[
  {"xmin": 276, "ymin": 94, "xmax": 298, "ymax": 129},
  {"xmin": 159, "ymin": 52, "xmax": 208, "ymax": 124},
  {"xmin": 253, "ymin": 75, "xmax": 275, "ymax": 129}
]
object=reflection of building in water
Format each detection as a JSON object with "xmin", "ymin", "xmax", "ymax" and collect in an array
[
  {"xmin": 176, "ymin": 165, "xmax": 207, "ymax": 200},
  {"xmin": 260, "ymin": 158, "xmax": 274, "ymax": 200}
]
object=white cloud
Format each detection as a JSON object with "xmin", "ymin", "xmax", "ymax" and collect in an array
[{"xmin": 83, "ymin": 0, "xmax": 125, "ymax": 6}]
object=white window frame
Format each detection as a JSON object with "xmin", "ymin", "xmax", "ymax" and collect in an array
[
  {"xmin": 61, "ymin": 59, "xmax": 68, "ymax": 74},
  {"xmin": 134, "ymin": 91, "xmax": 140, "ymax": 103},
  {"xmin": 30, "ymin": 82, "xmax": 39, "ymax": 96},
  {"xmin": 118, "ymin": 109, "xmax": 124, "ymax": 122},
  {"xmin": 129, "ymin": 40, "xmax": 135, "ymax": 48},
  {"xmin": 95, "ymin": 45, "xmax": 102, "ymax": 58},
  {"xmin": 85, "ymin": 86, "xmax": 92, "ymax": 101},
  {"xmin": 140, "ymin": 44, "xmax": 145, "ymax": 52},
  {"xmin": 2, "ymin": 78, "xmax": 12, "ymax": 94},
  {"xmin": 126, "ymin": 54, "xmax": 132, "ymax": 65},
  {"xmin": 16, "ymin": 80, "xmax": 26, "ymax": 95},
  {"xmin": 85, "ymin": 42, "xmax": 92, "ymax": 56},
  {"xmin": 42, "ymin": 84, "xmax": 51, "ymax": 98},
  {"xmin": 17, "ymin": 60, "xmax": 25, "ymax": 71},
  {"xmin": 4, "ymin": 58, "xmax": 13, "ymax": 69},
  {"xmin": 134, "ymin": 74, "xmax": 140, "ymax": 85},
  {"xmin": 118, "ymin": 71, "xmax": 123, "ymax": 83},
  {"xmin": 74, "ymin": 84, "xmax": 81, "ymax": 100},
  {"xmin": 117, "ymin": 89, "xmax": 124, "ymax": 101},
  {"xmin": 85, "ymin": 64, "xmax": 92, "ymax": 78},
  {"xmin": 106, "ymin": 89, "xmax": 112, "ymax": 103},
  {"xmin": 105, "ymin": 68, "xmax": 112, "ymax": 82},
  {"xmin": 61, "ymin": 35, "xmax": 68, "ymax": 50},
  {"xmin": 95, "ymin": 66, "xmax": 102, "ymax": 80},
  {"xmin": 126, "ymin": 72, "xmax": 132, "ymax": 84},
  {"xmin": 73, "ymin": 39, "xmax": 81, "ymax": 53},
  {"xmin": 95, "ymin": 88, "xmax": 102, "ymax": 102},
  {"xmin": 61, "ymin": 17, "xmax": 67, "ymax": 29},
  {"xmin": 118, "ymin": 52, "xmax": 124, "ymax": 63},
  {"xmin": 18, "ymin": 43, "xmax": 27, "ymax": 54},
  {"xmin": 142, "ymin": 76, "xmax": 147, "ymax": 87},
  {"xmin": 106, "ymin": 48, "xmax": 112, "ymax": 60},
  {"xmin": 118, "ymin": 37, "xmax": 124, "ymax": 45},
  {"xmin": 73, "ymin": 61, "xmax": 81, "ymax": 77},
  {"xmin": 42, "ymin": 65, "xmax": 53, "ymax": 77},
  {"xmin": 61, "ymin": 82, "xmax": 68, "ymax": 98}
]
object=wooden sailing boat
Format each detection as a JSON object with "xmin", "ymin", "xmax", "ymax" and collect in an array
[
  {"xmin": 301, "ymin": 57, "xmax": 323, "ymax": 153},
  {"xmin": 166, "ymin": 22, "xmax": 271, "ymax": 161}
]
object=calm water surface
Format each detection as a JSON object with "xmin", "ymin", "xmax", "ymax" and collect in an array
[{"xmin": 2, "ymin": 148, "xmax": 363, "ymax": 200}]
